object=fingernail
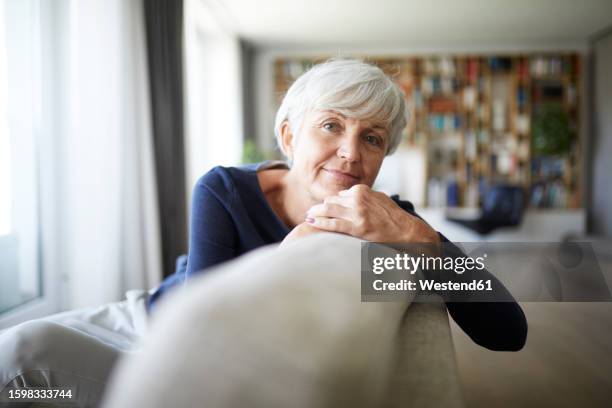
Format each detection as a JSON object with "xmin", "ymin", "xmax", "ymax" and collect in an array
[{"xmin": 305, "ymin": 217, "xmax": 315, "ymax": 224}]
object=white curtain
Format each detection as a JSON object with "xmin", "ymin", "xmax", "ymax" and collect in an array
[
  {"xmin": 183, "ymin": 0, "xmax": 243, "ymax": 194},
  {"xmin": 60, "ymin": 0, "xmax": 162, "ymax": 309}
]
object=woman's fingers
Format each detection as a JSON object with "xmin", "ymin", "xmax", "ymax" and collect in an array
[
  {"xmin": 338, "ymin": 184, "xmax": 370, "ymax": 196},
  {"xmin": 305, "ymin": 216, "xmax": 353, "ymax": 234},
  {"xmin": 304, "ymin": 185, "xmax": 382, "ymax": 237},
  {"xmin": 305, "ymin": 197, "xmax": 363, "ymax": 236},
  {"xmin": 306, "ymin": 202, "xmax": 351, "ymax": 220},
  {"xmin": 322, "ymin": 195, "xmax": 354, "ymax": 208}
]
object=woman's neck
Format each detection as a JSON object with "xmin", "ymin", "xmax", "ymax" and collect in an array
[
  {"xmin": 258, "ymin": 168, "xmax": 313, "ymax": 229},
  {"xmin": 280, "ymin": 171, "xmax": 318, "ymax": 228}
]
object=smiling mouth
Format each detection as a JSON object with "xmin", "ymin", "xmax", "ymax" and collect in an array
[{"xmin": 323, "ymin": 168, "xmax": 360, "ymax": 185}]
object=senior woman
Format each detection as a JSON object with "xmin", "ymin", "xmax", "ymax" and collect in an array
[
  {"xmin": 0, "ymin": 59, "xmax": 526, "ymax": 408},
  {"xmin": 149, "ymin": 59, "xmax": 527, "ymax": 352}
]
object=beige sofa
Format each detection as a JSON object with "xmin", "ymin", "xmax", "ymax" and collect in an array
[{"xmin": 103, "ymin": 233, "xmax": 465, "ymax": 408}]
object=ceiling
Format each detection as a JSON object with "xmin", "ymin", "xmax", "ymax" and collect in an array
[{"xmin": 206, "ymin": 0, "xmax": 612, "ymax": 48}]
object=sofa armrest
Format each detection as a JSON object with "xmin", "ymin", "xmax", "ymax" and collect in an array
[{"xmin": 385, "ymin": 300, "xmax": 465, "ymax": 408}]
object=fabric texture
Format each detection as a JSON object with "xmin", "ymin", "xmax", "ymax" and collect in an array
[
  {"xmin": 58, "ymin": 0, "xmax": 162, "ymax": 309},
  {"xmin": 385, "ymin": 302, "xmax": 465, "ymax": 408},
  {"xmin": 0, "ymin": 290, "xmax": 149, "ymax": 407},
  {"xmin": 103, "ymin": 233, "xmax": 464, "ymax": 408}
]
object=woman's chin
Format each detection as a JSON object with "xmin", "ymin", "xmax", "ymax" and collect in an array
[{"xmin": 312, "ymin": 182, "xmax": 351, "ymax": 199}]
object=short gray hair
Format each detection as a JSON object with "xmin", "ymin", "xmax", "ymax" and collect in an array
[{"xmin": 274, "ymin": 58, "xmax": 408, "ymax": 157}]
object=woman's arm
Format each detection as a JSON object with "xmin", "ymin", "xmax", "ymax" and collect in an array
[
  {"xmin": 185, "ymin": 172, "xmax": 239, "ymax": 278},
  {"xmin": 304, "ymin": 184, "xmax": 528, "ymax": 351},
  {"xmin": 446, "ymin": 301, "xmax": 527, "ymax": 351},
  {"xmin": 148, "ymin": 170, "xmax": 241, "ymax": 311},
  {"xmin": 439, "ymin": 238, "xmax": 528, "ymax": 351}
]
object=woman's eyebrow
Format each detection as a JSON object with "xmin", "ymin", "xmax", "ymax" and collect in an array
[
  {"xmin": 318, "ymin": 111, "xmax": 387, "ymax": 134},
  {"xmin": 320, "ymin": 110, "xmax": 345, "ymax": 118},
  {"xmin": 370, "ymin": 124, "xmax": 389, "ymax": 135}
]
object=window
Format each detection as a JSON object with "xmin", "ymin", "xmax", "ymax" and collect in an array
[{"xmin": 0, "ymin": 0, "xmax": 44, "ymax": 316}]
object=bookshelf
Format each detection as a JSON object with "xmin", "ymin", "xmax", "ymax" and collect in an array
[{"xmin": 272, "ymin": 54, "xmax": 582, "ymax": 209}]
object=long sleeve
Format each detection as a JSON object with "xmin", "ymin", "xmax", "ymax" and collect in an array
[
  {"xmin": 148, "ymin": 169, "xmax": 239, "ymax": 311},
  {"xmin": 391, "ymin": 196, "xmax": 528, "ymax": 351},
  {"xmin": 445, "ymin": 301, "xmax": 527, "ymax": 351},
  {"xmin": 439, "ymin": 236, "xmax": 528, "ymax": 351},
  {"xmin": 185, "ymin": 171, "xmax": 239, "ymax": 278}
]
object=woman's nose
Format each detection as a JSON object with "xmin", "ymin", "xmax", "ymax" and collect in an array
[
  {"xmin": 337, "ymin": 136, "xmax": 361, "ymax": 162},
  {"xmin": 338, "ymin": 143, "xmax": 360, "ymax": 162}
]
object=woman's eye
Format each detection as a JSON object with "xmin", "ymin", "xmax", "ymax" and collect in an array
[
  {"xmin": 364, "ymin": 134, "xmax": 382, "ymax": 146},
  {"xmin": 322, "ymin": 122, "xmax": 340, "ymax": 132}
]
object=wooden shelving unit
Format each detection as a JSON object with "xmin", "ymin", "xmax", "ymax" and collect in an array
[{"xmin": 273, "ymin": 53, "xmax": 582, "ymax": 209}]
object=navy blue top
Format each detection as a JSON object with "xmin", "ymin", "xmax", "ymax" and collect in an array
[{"xmin": 148, "ymin": 161, "xmax": 527, "ymax": 351}]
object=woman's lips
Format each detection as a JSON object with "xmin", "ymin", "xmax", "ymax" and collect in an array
[{"xmin": 323, "ymin": 168, "xmax": 360, "ymax": 186}]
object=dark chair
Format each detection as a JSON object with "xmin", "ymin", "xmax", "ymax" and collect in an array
[{"xmin": 446, "ymin": 185, "xmax": 526, "ymax": 235}]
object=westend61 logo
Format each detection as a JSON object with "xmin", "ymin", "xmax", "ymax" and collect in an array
[{"xmin": 361, "ymin": 242, "xmax": 612, "ymax": 303}]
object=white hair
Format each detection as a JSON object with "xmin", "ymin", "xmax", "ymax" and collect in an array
[{"xmin": 274, "ymin": 58, "xmax": 408, "ymax": 157}]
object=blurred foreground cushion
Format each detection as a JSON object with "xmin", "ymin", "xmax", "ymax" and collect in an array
[{"xmin": 102, "ymin": 233, "xmax": 464, "ymax": 408}]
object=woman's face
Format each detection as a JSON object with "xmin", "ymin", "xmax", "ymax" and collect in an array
[{"xmin": 283, "ymin": 109, "xmax": 389, "ymax": 202}]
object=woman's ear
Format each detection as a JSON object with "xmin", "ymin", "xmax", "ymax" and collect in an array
[{"xmin": 279, "ymin": 121, "xmax": 294, "ymax": 162}]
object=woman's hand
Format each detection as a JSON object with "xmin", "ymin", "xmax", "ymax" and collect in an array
[{"xmin": 305, "ymin": 184, "xmax": 440, "ymax": 244}]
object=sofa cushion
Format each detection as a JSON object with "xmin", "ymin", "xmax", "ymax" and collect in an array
[{"xmin": 103, "ymin": 233, "xmax": 462, "ymax": 408}]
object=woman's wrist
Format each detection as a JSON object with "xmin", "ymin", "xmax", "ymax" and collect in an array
[
  {"xmin": 396, "ymin": 213, "xmax": 441, "ymax": 255},
  {"xmin": 397, "ymin": 212, "xmax": 436, "ymax": 242}
]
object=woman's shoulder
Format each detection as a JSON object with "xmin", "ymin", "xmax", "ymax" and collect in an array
[
  {"xmin": 198, "ymin": 164, "xmax": 253, "ymax": 187},
  {"xmin": 200, "ymin": 161, "xmax": 286, "ymax": 183},
  {"xmin": 194, "ymin": 166, "xmax": 236, "ymax": 198},
  {"xmin": 195, "ymin": 161, "xmax": 288, "ymax": 198}
]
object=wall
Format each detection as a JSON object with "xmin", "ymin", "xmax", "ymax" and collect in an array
[{"xmin": 591, "ymin": 30, "xmax": 612, "ymax": 237}]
